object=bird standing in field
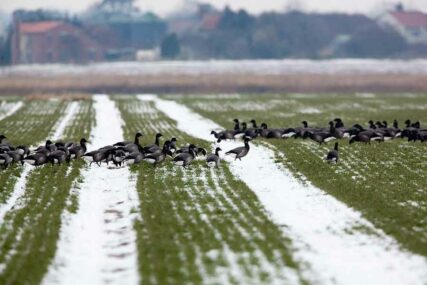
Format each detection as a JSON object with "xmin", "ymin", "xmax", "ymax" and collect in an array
[
  {"xmin": 225, "ymin": 137, "xmax": 251, "ymax": 160},
  {"xmin": 326, "ymin": 142, "xmax": 339, "ymax": 164},
  {"xmin": 206, "ymin": 147, "xmax": 221, "ymax": 168}
]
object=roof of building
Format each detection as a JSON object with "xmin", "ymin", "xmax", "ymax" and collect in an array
[
  {"xmin": 19, "ymin": 21, "xmax": 63, "ymax": 34},
  {"xmin": 390, "ymin": 11, "xmax": 427, "ymax": 28}
]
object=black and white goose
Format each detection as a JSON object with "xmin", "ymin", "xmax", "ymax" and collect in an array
[
  {"xmin": 35, "ymin": 140, "xmax": 57, "ymax": 154},
  {"xmin": 83, "ymin": 148, "xmax": 114, "ymax": 166},
  {"xmin": 206, "ymin": 147, "xmax": 221, "ymax": 168},
  {"xmin": 142, "ymin": 133, "xmax": 163, "ymax": 154},
  {"xmin": 67, "ymin": 138, "xmax": 88, "ymax": 161},
  {"xmin": 169, "ymin": 138, "xmax": 178, "ymax": 154},
  {"xmin": 24, "ymin": 152, "xmax": 48, "ymax": 166},
  {"xmin": 47, "ymin": 147, "xmax": 68, "ymax": 165},
  {"xmin": 113, "ymin": 132, "xmax": 143, "ymax": 147},
  {"xmin": 225, "ymin": 137, "xmax": 251, "ymax": 160},
  {"xmin": 176, "ymin": 145, "xmax": 207, "ymax": 157},
  {"xmin": 325, "ymin": 142, "xmax": 339, "ymax": 164},
  {"xmin": 173, "ymin": 144, "xmax": 196, "ymax": 168},
  {"xmin": 6, "ymin": 150, "xmax": 24, "ymax": 165},
  {"xmin": 123, "ymin": 151, "xmax": 144, "ymax": 165},
  {"xmin": 0, "ymin": 153, "xmax": 13, "ymax": 169},
  {"xmin": 144, "ymin": 141, "xmax": 172, "ymax": 166}
]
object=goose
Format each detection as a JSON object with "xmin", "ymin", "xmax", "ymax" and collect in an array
[
  {"xmin": 143, "ymin": 141, "xmax": 173, "ymax": 166},
  {"xmin": 113, "ymin": 132, "xmax": 143, "ymax": 147},
  {"xmin": 67, "ymin": 138, "xmax": 88, "ymax": 161},
  {"xmin": 83, "ymin": 148, "xmax": 114, "ymax": 166},
  {"xmin": 16, "ymin": 145, "xmax": 30, "ymax": 156},
  {"xmin": 173, "ymin": 144, "xmax": 196, "ymax": 168},
  {"xmin": 244, "ymin": 120, "xmax": 258, "ymax": 139},
  {"xmin": 206, "ymin": 147, "xmax": 221, "ymax": 168},
  {"xmin": 0, "ymin": 153, "xmax": 13, "ymax": 169},
  {"xmin": 0, "ymin": 135, "xmax": 13, "ymax": 148},
  {"xmin": 169, "ymin": 138, "xmax": 178, "ymax": 154},
  {"xmin": 325, "ymin": 142, "xmax": 339, "ymax": 164},
  {"xmin": 7, "ymin": 150, "xmax": 24, "ymax": 165},
  {"xmin": 35, "ymin": 140, "xmax": 57, "ymax": 153},
  {"xmin": 142, "ymin": 133, "xmax": 163, "ymax": 154},
  {"xmin": 305, "ymin": 131, "xmax": 335, "ymax": 145},
  {"xmin": 233, "ymin": 118, "xmax": 240, "ymax": 131},
  {"xmin": 349, "ymin": 134, "xmax": 370, "ymax": 144},
  {"xmin": 112, "ymin": 149, "xmax": 126, "ymax": 167},
  {"xmin": 24, "ymin": 152, "xmax": 48, "ymax": 166},
  {"xmin": 334, "ymin": 118, "xmax": 344, "ymax": 129},
  {"xmin": 211, "ymin": 130, "xmax": 234, "ymax": 142},
  {"xmin": 233, "ymin": 122, "xmax": 247, "ymax": 139},
  {"xmin": 176, "ymin": 145, "xmax": 207, "ymax": 157},
  {"xmin": 328, "ymin": 121, "xmax": 344, "ymax": 139},
  {"xmin": 47, "ymin": 147, "xmax": 68, "ymax": 165},
  {"xmin": 258, "ymin": 123, "xmax": 270, "ymax": 138},
  {"xmin": 123, "ymin": 151, "xmax": 144, "ymax": 165},
  {"xmin": 225, "ymin": 137, "xmax": 251, "ymax": 160}
]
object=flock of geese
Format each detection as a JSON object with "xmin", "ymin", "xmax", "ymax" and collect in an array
[
  {"xmin": 0, "ymin": 118, "xmax": 424, "ymax": 169},
  {"xmin": 0, "ymin": 132, "xmax": 248, "ymax": 169}
]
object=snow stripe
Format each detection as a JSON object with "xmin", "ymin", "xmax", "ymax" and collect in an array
[
  {"xmin": 43, "ymin": 95, "xmax": 140, "ymax": 285},
  {"xmin": 51, "ymin": 101, "xmax": 79, "ymax": 141},
  {"xmin": 0, "ymin": 101, "xmax": 80, "ymax": 222},
  {"xmin": 144, "ymin": 94, "xmax": 427, "ymax": 285},
  {"xmin": 0, "ymin": 101, "xmax": 23, "ymax": 121}
]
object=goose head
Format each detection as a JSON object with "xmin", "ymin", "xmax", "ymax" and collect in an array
[
  {"xmin": 260, "ymin": 123, "xmax": 268, "ymax": 129},
  {"xmin": 233, "ymin": 118, "xmax": 239, "ymax": 123},
  {"xmin": 250, "ymin": 119, "xmax": 257, "ymax": 128},
  {"xmin": 0, "ymin": 135, "xmax": 7, "ymax": 143},
  {"xmin": 301, "ymin": 121, "xmax": 308, "ymax": 128},
  {"xmin": 156, "ymin": 133, "xmax": 163, "ymax": 138},
  {"xmin": 171, "ymin": 137, "xmax": 177, "ymax": 143},
  {"xmin": 45, "ymin": 140, "xmax": 53, "ymax": 146},
  {"xmin": 80, "ymin": 138, "xmax": 88, "ymax": 145},
  {"xmin": 136, "ymin": 132, "xmax": 143, "ymax": 138},
  {"xmin": 334, "ymin": 142, "xmax": 339, "ymax": 151}
]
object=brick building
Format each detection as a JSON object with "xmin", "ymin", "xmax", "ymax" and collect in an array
[{"xmin": 11, "ymin": 20, "xmax": 104, "ymax": 64}]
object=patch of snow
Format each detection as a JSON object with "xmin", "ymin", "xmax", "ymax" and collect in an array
[
  {"xmin": 51, "ymin": 101, "xmax": 79, "ymax": 141},
  {"xmin": 147, "ymin": 94, "xmax": 427, "ymax": 285},
  {"xmin": 298, "ymin": 107, "xmax": 322, "ymax": 114},
  {"xmin": 43, "ymin": 95, "xmax": 140, "ymax": 285},
  {"xmin": 0, "ymin": 101, "xmax": 23, "ymax": 121},
  {"xmin": 3, "ymin": 59, "xmax": 427, "ymax": 77}
]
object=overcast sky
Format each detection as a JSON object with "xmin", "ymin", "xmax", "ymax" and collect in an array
[{"xmin": 1, "ymin": 0, "xmax": 426, "ymax": 16}]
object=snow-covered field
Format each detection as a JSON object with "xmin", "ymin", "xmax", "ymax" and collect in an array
[
  {"xmin": 2, "ymin": 59, "xmax": 427, "ymax": 77},
  {"xmin": 0, "ymin": 93, "xmax": 426, "ymax": 285},
  {"xmin": 148, "ymin": 95, "xmax": 427, "ymax": 285}
]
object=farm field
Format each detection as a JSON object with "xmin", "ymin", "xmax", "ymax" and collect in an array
[{"xmin": 0, "ymin": 93, "xmax": 426, "ymax": 285}]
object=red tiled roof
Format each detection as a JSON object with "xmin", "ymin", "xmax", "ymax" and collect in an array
[
  {"xmin": 19, "ymin": 21, "xmax": 63, "ymax": 34},
  {"xmin": 390, "ymin": 11, "xmax": 427, "ymax": 28},
  {"xmin": 200, "ymin": 14, "xmax": 220, "ymax": 30}
]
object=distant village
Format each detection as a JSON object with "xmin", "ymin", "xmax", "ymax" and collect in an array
[{"xmin": 0, "ymin": 0, "xmax": 426, "ymax": 65}]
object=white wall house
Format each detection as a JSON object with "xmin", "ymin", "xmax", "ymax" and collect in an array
[{"xmin": 378, "ymin": 10, "xmax": 427, "ymax": 44}]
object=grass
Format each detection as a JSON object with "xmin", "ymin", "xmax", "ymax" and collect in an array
[
  {"xmin": 0, "ymin": 99, "xmax": 94, "ymax": 285},
  {"xmin": 0, "ymin": 99, "xmax": 67, "ymax": 204},
  {"xmin": 114, "ymin": 96, "xmax": 307, "ymax": 285},
  {"xmin": 169, "ymin": 92, "xmax": 427, "ymax": 257}
]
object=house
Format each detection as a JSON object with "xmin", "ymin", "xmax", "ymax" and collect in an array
[
  {"xmin": 11, "ymin": 20, "xmax": 104, "ymax": 64},
  {"xmin": 378, "ymin": 9, "xmax": 427, "ymax": 44}
]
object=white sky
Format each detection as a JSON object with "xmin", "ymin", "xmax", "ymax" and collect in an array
[{"xmin": 0, "ymin": 0, "xmax": 426, "ymax": 16}]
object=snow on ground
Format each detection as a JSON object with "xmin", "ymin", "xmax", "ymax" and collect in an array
[
  {"xmin": 2, "ymin": 59, "xmax": 427, "ymax": 77},
  {"xmin": 0, "ymin": 101, "xmax": 23, "ymax": 121},
  {"xmin": 0, "ymin": 102, "xmax": 80, "ymax": 222},
  {"xmin": 145, "ymin": 94, "xmax": 427, "ymax": 285},
  {"xmin": 43, "ymin": 95, "xmax": 140, "ymax": 285}
]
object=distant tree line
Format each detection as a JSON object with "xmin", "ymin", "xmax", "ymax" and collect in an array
[{"xmin": 178, "ymin": 8, "xmax": 409, "ymax": 59}]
